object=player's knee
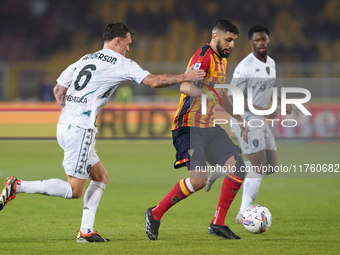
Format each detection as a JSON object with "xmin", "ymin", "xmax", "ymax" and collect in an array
[
  {"xmin": 70, "ymin": 185, "xmax": 84, "ymax": 199},
  {"xmin": 233, "ymin": 154, "xmax": 246, "ymax": 179},
  {"xmin": 96, "ymin": 172, "xmax": 108, "ymax": 184},
  {"xmin": 90, "ymin": 165, "xmax": 109, "ymax": 184},
  {"xmin": 190, "ymin": 178, "xmax": 207, "ymax": 191},
  {"xmin": 71, "ymin": 190, "xmax": 83, "ymax": 199}
]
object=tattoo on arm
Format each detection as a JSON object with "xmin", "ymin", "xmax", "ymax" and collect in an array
[
  {"xmin": 59, "ymin": 92, "xmax": 66, "ymax": 108},
  {"xmin": 160, "ymin": 79, "xmax": 171, "ymax": 86},
  {"xmin": 54, "ymin": 84, "xmax": 59, "ymax": 97},
  {"xmin": 54, "ymin": 84, "xmax": 67, "ymax": 111},
  {"xmin": 143, "ymin": 74, "xmax": 187, "ymax": 88}
]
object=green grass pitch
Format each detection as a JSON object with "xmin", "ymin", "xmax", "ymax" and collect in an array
[{"xmin": 0, "ymin": 139, "xmax": 339, "ymax": 254}]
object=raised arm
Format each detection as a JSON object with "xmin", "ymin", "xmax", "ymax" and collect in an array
[
  {"xmin": 53, "ymin": 83, "xmax": 68, "ymax": 111},
  {"xmin": 142, "ymin": 65, "xmax": 205, "ymax": 88}
]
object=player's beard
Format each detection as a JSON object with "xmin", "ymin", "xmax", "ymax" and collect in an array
[
  {"xmin": 216, "ymin": 40, "xmax": 231, "ymax": 58},
  {"xmin": 256, "ymin": 47, "xmax": 267, "ymax": 56}
]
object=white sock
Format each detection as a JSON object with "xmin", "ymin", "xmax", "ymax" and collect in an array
[
  {"xmin": 80, "ymin": 181, "xmax": 106, "ymax": 234},
  {"xmin": 185, "ymin": 178, "xmax": 195, "ymax": 193},
  {"xmin": 239, "ymin": 161, "xmax": 264, "ymax": 214},
  {"xmin": 17, "ymin": 179, "xmax": 72, "ymax": 199}
]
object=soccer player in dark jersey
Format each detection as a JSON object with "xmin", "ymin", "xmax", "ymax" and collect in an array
[{"xmin": 145, "ymin": 19, "xmax": 250, "ymax": 240}]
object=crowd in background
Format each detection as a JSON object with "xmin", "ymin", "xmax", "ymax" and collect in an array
[{"xmin": 0, "ymin": 0, "xmax": 339, "ymax": 63}]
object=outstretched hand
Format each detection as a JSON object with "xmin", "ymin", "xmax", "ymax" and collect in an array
[{"xmin": 184, "ymin": 65, "xmax": 206, "ymax": 82}]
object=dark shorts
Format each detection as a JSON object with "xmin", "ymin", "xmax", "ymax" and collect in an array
[{"xmin": 172, "ymin": 126, "xmax": 241, "ymax": 170}]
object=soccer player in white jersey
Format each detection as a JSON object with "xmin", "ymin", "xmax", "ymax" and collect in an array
[
  {"xmin": 205, "ymin": 24, "xmax": 292, "ymax": 223},
  {"xmin": 0, "ymin": 22, "xmax": 205, "ymax": 243}
]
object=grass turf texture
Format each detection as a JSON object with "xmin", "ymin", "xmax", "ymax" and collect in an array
[{"xmin": 0, "ymin": 140, "xmax": 339, "ymax": 254}]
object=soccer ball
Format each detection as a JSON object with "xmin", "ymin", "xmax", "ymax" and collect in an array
[{"xmin": 242, "ymin": 204, "xmax": 272, "ymax": 234}]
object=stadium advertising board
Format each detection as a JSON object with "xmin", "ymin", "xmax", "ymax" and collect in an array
[{"xmin": 0, "ymin": 102, "xmax": 339, "ymax": 139}]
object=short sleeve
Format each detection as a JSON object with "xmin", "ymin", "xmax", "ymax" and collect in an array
[
  {"xmin": 186, "ymin": 49, "xmax": 210, "ymax": 73},
  {"xmin": 56, "ymin": 62, "xmax": 78, "ymax": 88},
  {"xmin": 125, "ymin": 60, "xmax": 150, "ymax": 84}
]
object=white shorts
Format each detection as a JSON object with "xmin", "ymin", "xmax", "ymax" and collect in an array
[
  {"xmin": 57, "ymin": 123, "xmax": 100, "ymax": 180},
  {"xmin": 232, "ymin": 117, "xmax": 276, "ymax": 155}
]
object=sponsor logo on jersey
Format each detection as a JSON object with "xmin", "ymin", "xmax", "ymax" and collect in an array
[
  {"xmin": 259, "ymin": 78, "xmax": 275, "ymax": 91},
  {"xmin": 66, "ymin": 95, "xmax": 88, "ymax": 104},
  {"xmin": 194, "ymin": 63, "xmax": 201, "ymax": 70},
  {"xmin": 255, "ymin": 68, "xmax": 260, "ymax": 72}
]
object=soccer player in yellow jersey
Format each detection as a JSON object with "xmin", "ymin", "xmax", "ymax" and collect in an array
[
  {"xmin": 145, "ymin": 19, "xmax": 250, "ymax": 240},
  {"xmin": 206, "ymin": 24, "xmax": 293, "ymax": 224}
]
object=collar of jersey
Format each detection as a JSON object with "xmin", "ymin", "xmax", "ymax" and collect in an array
[
  {"xmin": 251, "ymin": 52, "xmax": 269, "ymax": 65},
  {"xmin": 206, "ymin": 43, "xmax": 222, "ymax": 61}
]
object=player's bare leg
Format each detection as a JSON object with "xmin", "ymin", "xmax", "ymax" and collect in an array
[
  {"xmin": 205, "ymin": 164, "xmax": 228, "ymax": 191},
  {"xmin": 188, "ymin": 168, "xmax": 208, "ymax": 191},
  {"xmin": 266, "ymin": 149, "xmax": 278, "ymax": 171},
  {"xmin": 66, "ymin": 176, "xmax": 87, "ymax": 198}
]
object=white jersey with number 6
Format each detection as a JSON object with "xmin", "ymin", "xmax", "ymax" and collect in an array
[{"xmin": 56, "ymin": 49, "xmax": 150, "ymax": 129}]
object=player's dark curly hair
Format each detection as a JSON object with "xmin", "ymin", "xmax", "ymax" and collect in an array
[
  {"xmin": 213, "ymin": 19, "xmax": 239, "ymax": 35},
  {"xmin": 248, "ymin": 24, "xmax": 269, "ymax": 40},
  {"xmin": 102, "ymin": 22, "xmax": 134, "ymax": 42}
]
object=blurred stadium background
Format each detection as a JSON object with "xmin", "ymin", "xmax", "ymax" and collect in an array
[
  {"xmin": 0, "ymin": 3, "xmax": 339, "ymax": 253},
  {"xmin": 0, "ymin": 0, "xmax": 339, "ymax": 139}
]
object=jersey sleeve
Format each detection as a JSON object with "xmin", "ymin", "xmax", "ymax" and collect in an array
[
  {"xmin": 56, "ymin": 62, "xmax": 78, "ymax": 88},
  {"xmin": 124, "ymin": 59, "xmax": 150, "ymax": 84},
  {"xmin": 186, "ymin": 49, "xmax": 210, "ymax": 73}
]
